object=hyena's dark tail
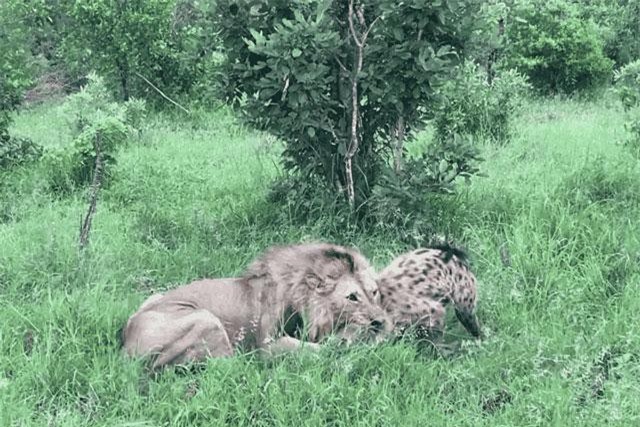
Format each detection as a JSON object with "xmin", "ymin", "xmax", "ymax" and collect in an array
[{"xmin": 455, "ymin": 308, "xmax": 482, "ymax": 338}]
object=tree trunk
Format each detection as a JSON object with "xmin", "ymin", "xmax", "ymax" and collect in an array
[
  {"xmin": 116, "ymin": 58, "xmax": 130, "ymax": 101},
  {"xmin": 487, "ymin": 17, "xmax": 505, "ymax": 85},
  {"xmin": 393, "ymin": 115, "xmax": 405, "ymax": 173}
]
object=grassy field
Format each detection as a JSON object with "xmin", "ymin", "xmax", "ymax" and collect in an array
[{"xmin": 1, "ymin": 95, "xmax": 640, "ymax": 426}]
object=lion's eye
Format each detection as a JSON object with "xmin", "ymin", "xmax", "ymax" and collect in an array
[
  {"xmin": 372, "ymin": 289, "xmax": 378, "ymax": 296},
  {"xmin": 347, "ymin": 293, "xmax": 360, "ymax": 302}
]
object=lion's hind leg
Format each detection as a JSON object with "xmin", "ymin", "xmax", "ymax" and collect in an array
[{"xmin": 124, "ymin": 308, "xmax": 234, "ymax": 369}]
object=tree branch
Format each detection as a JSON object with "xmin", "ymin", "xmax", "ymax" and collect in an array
[
  {"xmin": 135, "ymin": 72, "xmax": 191, "ymax": 114},
  {"xmin": 79, "ymin": 132, "xmax": 104, "ymax": 250}
]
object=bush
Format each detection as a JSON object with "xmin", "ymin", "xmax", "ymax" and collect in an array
[
  {"xmin": 0, "ymin": 136, "xmax": 43, "ymax": 169},
  {"xmin": 60, "ymin": 0, "xmax": 218, "ymax": 103},
  {"xmin": 503, "ymin": 0, "xmax": 613, "ymax": 95},
  {"xmin": 45, "ymin": 74, "xmax": 146, "ymax": 193},
  {"xmin": 580, "ymin": 0, "xmax": 640, "ymax": 68},
  {"xmin": 367, "ymin": 133, "xmax": 483, "ymax": 235},
  {"xmin": 433, "ymin": 61, "xmax": 530, "ymax": 144},
  {"xmin": 0, "ymin": 0, "xmax": 34, "ymax": 139},
  {"xmin": 614, "ymin": 60, "xmax": 640, "ymax": 155},
  {"xmin": 214, "ymin": 0, "xmax": 473, "ymax": 210}
]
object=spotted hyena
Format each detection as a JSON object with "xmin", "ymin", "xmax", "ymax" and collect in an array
[{"xmin": 377, "ymin": 243, "xmax": 482, "ymax": 340}]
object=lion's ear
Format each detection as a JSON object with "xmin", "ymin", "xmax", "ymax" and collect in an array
[
  {"xmin": 323, "ymin": 248, "xmax": 355, "ymax": 273},
  {"xmin": 305, "ymin": 272, "xmax": 336, "ymax": 295}
]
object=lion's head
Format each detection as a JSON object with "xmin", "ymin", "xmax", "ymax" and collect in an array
[{"xmin": 244, "ymin": 242, "xmax": 391, "ymax": 343}]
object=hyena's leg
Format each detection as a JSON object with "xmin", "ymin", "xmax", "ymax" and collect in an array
[{"xmin": 416, "ymin": 300, "xmax": 446, "ymax": 342}]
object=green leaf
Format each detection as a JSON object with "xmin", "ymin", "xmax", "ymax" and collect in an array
[
  {"xmin": 307, "ymin": 127, "xmax": 316, "ymax": 137},
  {"xmin": 438, "ymin": 159, "xmax": 449, "ymax": 174},
  {"xmin": 292, "ymin": 48, "xmax": 302, "ymax": 58}
]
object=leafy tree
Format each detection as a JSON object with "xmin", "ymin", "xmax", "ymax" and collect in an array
[
  {"xmin": 580, "ymin": 0, "xmax": 640, "ymax": 68},
  {"xmin": 214, "ymin": 0, "xmax": 478, "ymax": 210},
  {"xmin": 62, "ymin": 0, "xmax": 217, "ymax": 102},
  {"xmin": 502, "ymin": 0, "xmax": 613, "ymax": 94},
  {"xmin": 0, "ymin": 0, "xmax": 43, "ymax": 168},
  {"xmin": 0, "ymin": 1, "xmax": 33, "ymax": 136},
  {"xmin": 614, "ymin": 60, "xmax": 640, "ymax": 155},
  {"xmin": 45, "ymin": 73, "xmax": 146, "ymax": 193}
]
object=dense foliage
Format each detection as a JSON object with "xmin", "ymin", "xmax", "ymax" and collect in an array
[
  {"xmin": 0, "ymin": 0, "xmax": 220, "ymax": 104},
  {"xmin": 502, "ymin": 0, "xmax": 614, "ymax": 94},
  {"xmin": 214, "ymin": 0, "xmax": 478, "ymax": 210},
  {"xmin": 62, "ymin": 0, "xmax": 217, "ymax": 102},
  {"xmin": 0, "ymin": 1, "xmax": 41, "ymax": 168},
  {"xmin": 580, "ymin": 0, "xmax": 640, "ymax": 68},
  {"xmin": 433, "ymin": 61, "xmax": 530, "ymax": 144},
  {"xmin": 45, "ymin": 74, "xmax": 147, "ymax": 193},
  {"xmin": 1, "ymin": 0, "xmax": 638, "ymax": 225},
  {"xmin": 614, "ymin": 60, "xmax": 640, "ymax": 155}
]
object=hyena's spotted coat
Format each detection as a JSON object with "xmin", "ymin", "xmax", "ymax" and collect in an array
[{"xmin": 377, "ymin": 244, "xmax": 482, "ymax": 339}]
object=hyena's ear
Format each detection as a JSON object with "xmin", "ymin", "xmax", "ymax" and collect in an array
[
  {"xmin": 305, "ymin": 271, "xmax": 336, "ymax": 295},
  {"xmin": 323, "ymin": 248, "xmax": 355, "ymax": 273}
]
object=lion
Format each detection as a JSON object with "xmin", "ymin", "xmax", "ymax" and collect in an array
[{"xmin": 121, "ymin": 243, "xmax": 391, "ymax": 369}]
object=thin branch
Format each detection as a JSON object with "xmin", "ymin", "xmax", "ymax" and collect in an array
[
  {"xmin": 393, "ymin": 115, "xmax": 405, "ymax": 173},
  {"xmin": 348, "ymin": 0, "xmax": 362, "ymax": 48},
  {"xmin": 134, "ymin": 72, "xmax": 191, "ymax": 114},
  {"xmin": 281, "ymin": 74, "xmax": 290, "ymax": 101},
  {"xmin": 79, "ymin": 132, "xmax": 104, "ymax": 250},
  {"xmin": 334, "ymin": 56, "xmax": 349, "ymax": 74},
  {"xmin": 362, "ymin": 17, "xmax": 379, "ymax": 43}
]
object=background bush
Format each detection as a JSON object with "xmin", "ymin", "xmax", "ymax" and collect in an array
[
  {"xmin": 61, "ymin": 0, "xmax": 216, "ymax": 102},
  {"xmin": 614, "ymin": 60, "xmax": 640, "ymax": 155},
  {"xmin": 580, "ymin": 0, "xmax": 640, "ymax": 68},
  {"xmin": 214, "ymin": 0, "xmax": 479, "ymax": 213},
  {"xmin": 432, "ymin": 61, "xmax": 530, "ymax": 144},
  {"xmin": 502, "ymin": 0, "xmax": 613, "ymax": 95},
  {"xmin": 45, "ymin": 74, "xmax": 146, "ymax": 194},
  {"xmin": 0, "ymin": 0, "xmax": 41, "ymax": 168}
]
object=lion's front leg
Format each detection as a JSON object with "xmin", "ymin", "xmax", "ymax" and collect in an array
[{"xmin": 261, "ymin": 336, "xmax": 321, "ymax": 357}]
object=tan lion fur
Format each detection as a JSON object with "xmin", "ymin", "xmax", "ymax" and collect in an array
[{"xmin": 122, "ymin": 243, "xmax": 391, "ymax": 368}]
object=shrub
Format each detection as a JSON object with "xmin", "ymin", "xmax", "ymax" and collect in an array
[
  {"xmin": 0, "ymin": 0, "xmax": 40, "ymax": 169},
  {"xmin": 580, "ymin": 0, "xmax": 640, "ymax": 68},
  {"xmin": 503, "ymin": 0, "xmax": 613, "ymax": 95},
  {"xmin": 214, "ymin": 0, "xmax": 474, "ymax": 210},
  {"xmin": 367, "ymin": 133, "xmax": 483, "ymax": 235},
  {"xmin": 0, "ymin": 1, "xmax": 31, "ymax": 130},
  {"xmin": 45, "ymin": 73, "xmax": 146, "ymax": 193},
  {"xmin": 433, "ymin": 61, "xmax": 530, "ymax": 144},
  {"xmin": 61, "ymin": 0, "xmax": 218, "ymax": 103},
  {"xmin": 0, "ymin": 137, "xmax": 43, "ymax": 169},
  {"xmin": 614, "ymin": 60, "xmax": 640, "ymax": 155}
]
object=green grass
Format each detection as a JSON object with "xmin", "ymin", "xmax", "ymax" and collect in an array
[{"xmin": 2, "ymin": 95, "xmax": 640, "ymax": 426}]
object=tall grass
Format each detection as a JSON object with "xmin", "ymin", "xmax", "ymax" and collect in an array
[{"xmin": 1, "ymin": 95, "xmax": 639, "ymax": 426}]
